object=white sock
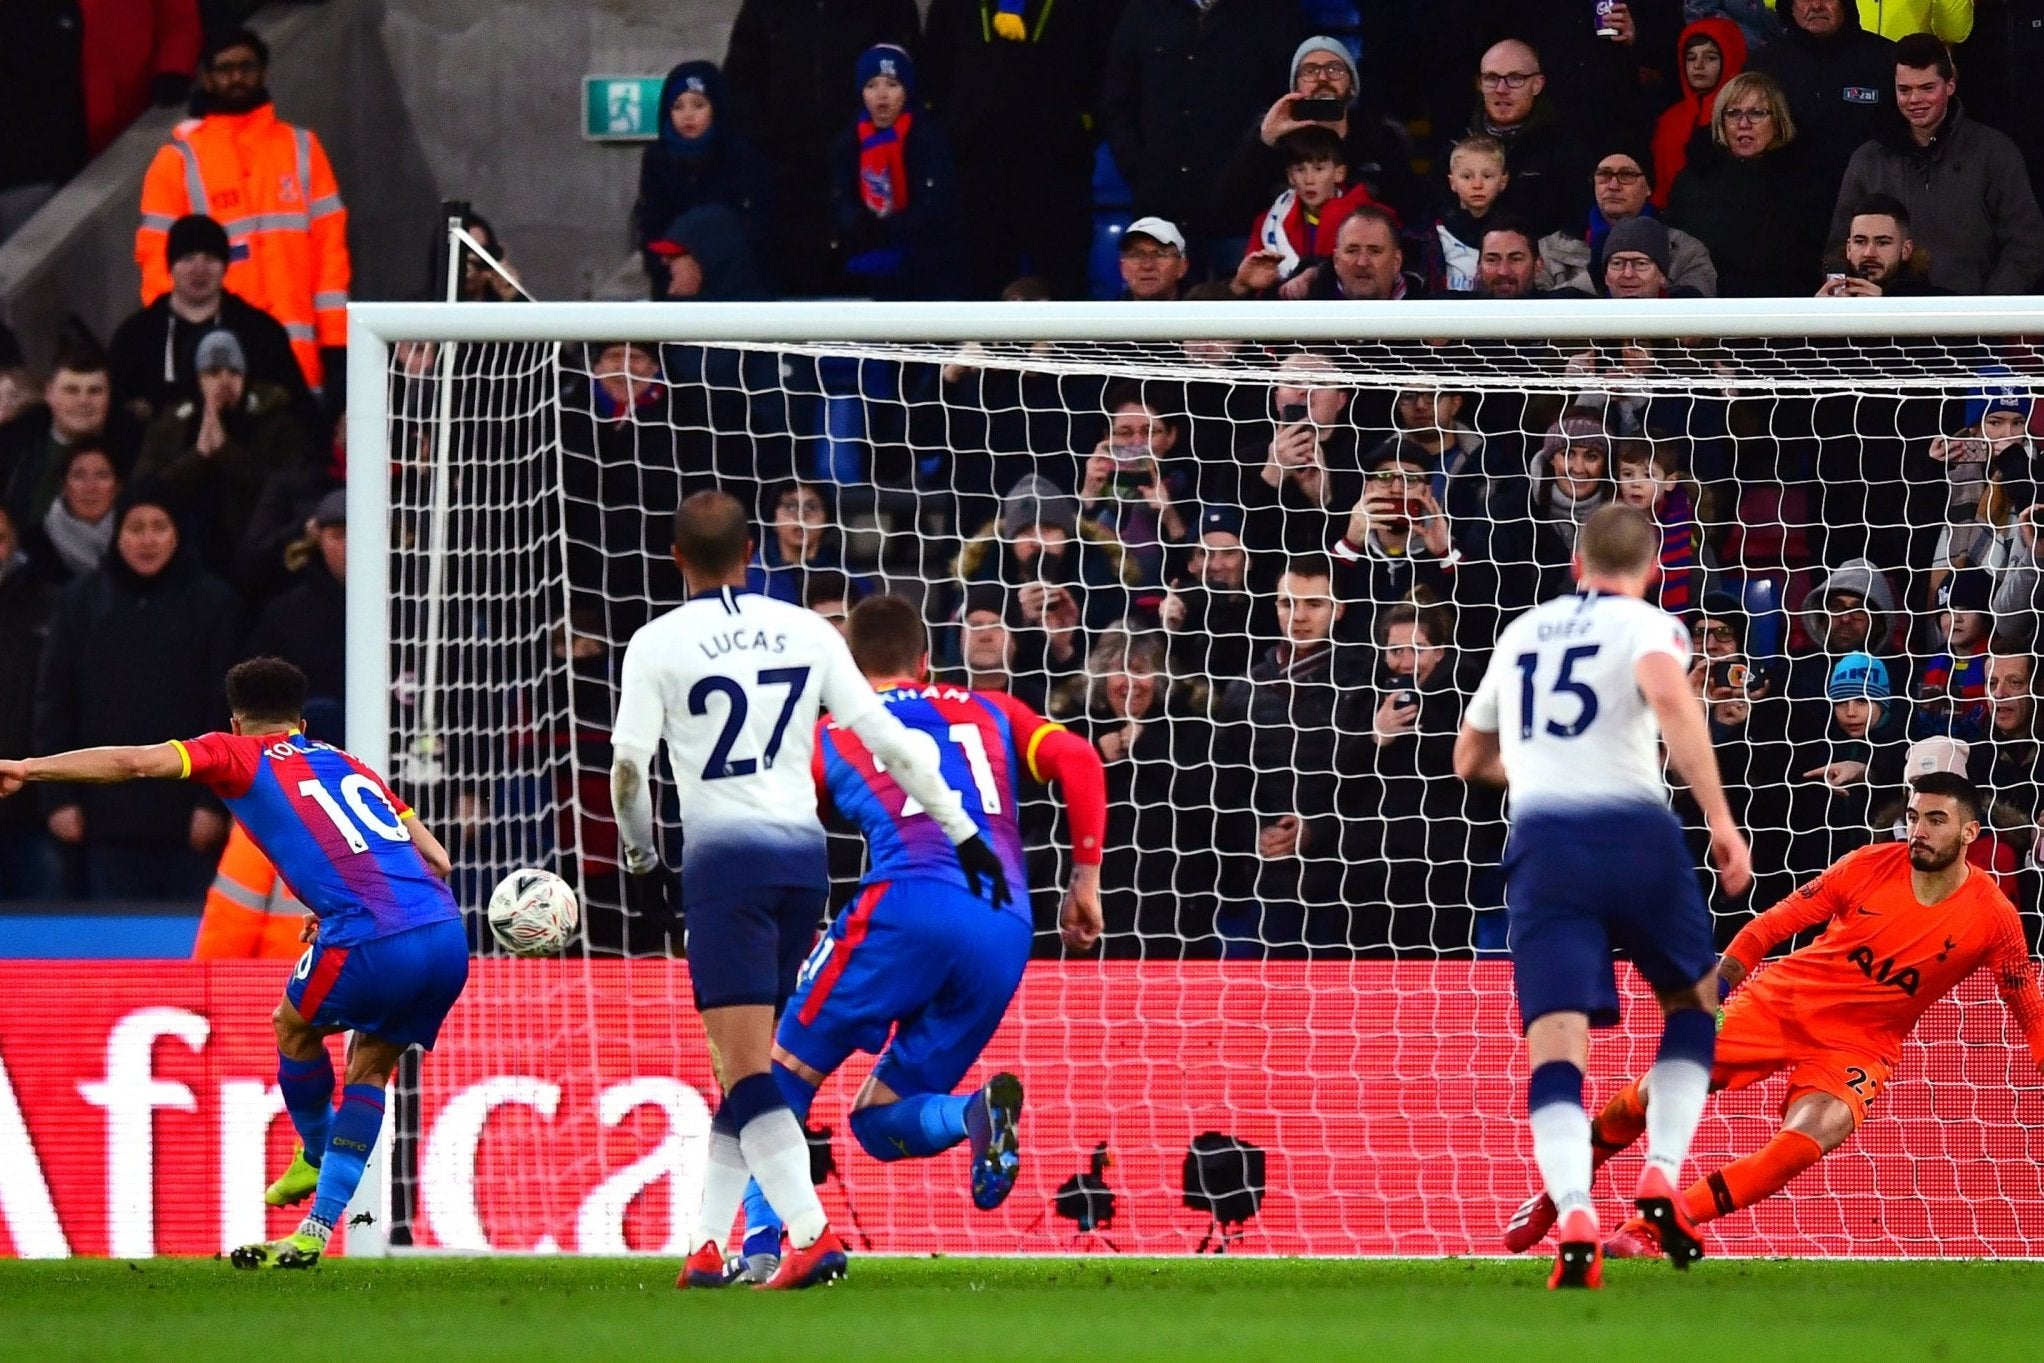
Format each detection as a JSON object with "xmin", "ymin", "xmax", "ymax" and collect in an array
[
  {"xmin": 692, "ymin": 1127, "xmax": 749, "ymax": 1254},
  {"xmin": 1529, "ymin": 1102, "xmax": 1595, "ymax": 1222},
  {"xmin": 1642, "ymin": 1059, "xmax": 1711, "ymax": 1180},
  {"xmin": 740, "ymin": 1108, "xmax": 827, "ymax": 1249}
]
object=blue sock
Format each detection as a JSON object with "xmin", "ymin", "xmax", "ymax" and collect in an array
[
  {"xmin": 848, "ymin": 1093, "xmax": 971, "ymax": 1162},
  {"xmin": 770, "ymin": 1061, "xmax": 816, "ymax": 1124},
  {"xmin": 741, "ymin": 1180, "xmax": 783, "ymax": 1258},
  {"xmin": 307, "ymin": 1083, "xmax": 385, "ymax": 1235},
  {"xmin": 277, "ymin": 1053, "xmax": 334, "ymax": 1167},
  {"xmin": 1656, "ymin": 1006, "xmax": 1717, "ymax": 1068}
]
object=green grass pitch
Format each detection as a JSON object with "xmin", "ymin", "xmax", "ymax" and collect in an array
[{"xmin": 3, "ymin": 1256, "xmax": 2040, "ymax": 1362}]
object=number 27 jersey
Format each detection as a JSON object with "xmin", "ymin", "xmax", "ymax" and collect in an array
[
  {"xmin": 174, "ymin": 730, "xmax": 458, "ymax": 948},
  {"xmin": 1465, "ymin": 590, "xmax": 1691, "ymax": 815}
]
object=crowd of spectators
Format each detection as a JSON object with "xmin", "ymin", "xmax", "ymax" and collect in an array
[{"xmin": 6, "ymin": 3, "xmax": 2044, "ymax": 969}]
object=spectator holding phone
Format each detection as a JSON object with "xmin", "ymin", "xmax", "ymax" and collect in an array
[
  {"xmin": 1927, "ymin": 369, "xmax": 2033, "ymax": 528},
  {"xmin": 1161, "ymin": 506, "xmax": 1259, "ymax": 689},
  {"xmin": 1076, "ymin": 386, "xmax": 1191, "ymax": 597},
  {"xmin": 1330, "ymin": 440, "xmax": 1458, "ymax": 646},
  {"xmin": 1236, "ymin": 355, "xmax": 1361, "ymax": 573},
  {"xmin": 1815, "ymin": 194, "xmax": 1946, "ymax": 297},
  {"xmin": 1340, "ymin": 599, "xmax": 1503, "ymax": 954},
  {"xmin": 1213, "ymin": 34, "xmax": 1421, "ymax": 232}
]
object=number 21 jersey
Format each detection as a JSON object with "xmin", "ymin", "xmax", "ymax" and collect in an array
[{"xmin": 1465, "ymin": 589, "xmax": 1691, "ymax": 815}]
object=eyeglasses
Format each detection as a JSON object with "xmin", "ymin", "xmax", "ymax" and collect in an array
[
  {"xmin": 1723, "ymin": 106, "xmax": 1773, "ymax": 125},
  {"xmin": 1297, "ymin": 61, "xmax": 1350, "ymax": 81},
  {"xmin": 1123, "ymin": 247, "xmax": 1181, "ymax": 263},
  {"xmin": 1479, "ymin": 71, "xmax": 1540, "ymax": 91},
  {"xmin": 1693, "ymin": 623, "xmax": 1736, "ymax": 643},
  {"xmin": 1594, "ymin": 167, "xmax": 1645, "ymax": 184},
  {"xmin": 1367, "ymin": 469, "xmax": 1427, "ymax": 484},
  {"xmin": 1607, "ymin": 255, "xmax": 1659, "ymax": 275}
]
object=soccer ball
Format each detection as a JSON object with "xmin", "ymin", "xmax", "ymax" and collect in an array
[{"xmin": 486, "ymin": 868, "xmax": 580, "ymax": 956}]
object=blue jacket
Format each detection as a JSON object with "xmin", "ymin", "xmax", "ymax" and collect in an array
[{"xmin": 634, "ymin": 61, "xmax": 772, "ymax": 290}]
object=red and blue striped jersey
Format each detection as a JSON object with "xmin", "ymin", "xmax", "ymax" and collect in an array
[
  {"xmin": 814, "ymin": 683, "xmax": 1057, "ymax": 921},
  {"xmin": 175, "ymin": 731, "xmax": 459, "ymax": 948}
]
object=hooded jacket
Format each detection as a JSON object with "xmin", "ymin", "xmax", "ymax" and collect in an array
[
  {"xmin": 633, "ymin": 61, "xmax": 772, "ymax": 291},
  {"xmin": 34, "ymin": 507, "xmax": 243, "ymax": 843},
  {"xmin": 1650, "ymin": 17, "xmax": 1748, "ymax": 208},
  {"xmin": 1831, "ymin": 98, "xmax": 2044, "ymax": 296},
  {"xmin": 1746, "ymin": 0, "xmax": 1895, "ymax": 187}
]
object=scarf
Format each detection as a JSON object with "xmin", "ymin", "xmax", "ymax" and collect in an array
[
  {"xmin": 41, "ymin": 498, "xmax": 114, "ymax": 577},
  {"xmin": 1545, "ymin": 482, "xmax": 1606, "ymax": 550},
  {"xmin": 1254, "ymin": 184, "xmax": 1377, "ymax": 280},
  {"xmin": 1655, "ymin": 484, "xmax": 1697, "ymax": 614},
  {"xmin": 859, "ymin": 113, "xmax": 912, "ymax": 218},
  {"xmin": 1587, "ymin": 202, "xmax": 1659, "ymax": 263}
]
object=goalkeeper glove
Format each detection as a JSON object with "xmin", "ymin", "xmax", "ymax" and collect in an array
[{"xmin": 955, "ymin": 835, "xmax": 1012, "ymax": 910}]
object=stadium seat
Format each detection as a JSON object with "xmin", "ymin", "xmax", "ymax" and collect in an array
[
  {"xmin": 1090, "ymin": 143, "xmax": 1133, "ymax": 301},
  {"xmin": 1718, "ymin": 483, "xmax": 1812, "ymax": 570}
]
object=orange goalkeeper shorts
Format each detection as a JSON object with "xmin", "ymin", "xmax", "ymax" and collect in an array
[{"xmin": 1710, "ymin": 994, "xmax": 1891, "ymax": 1128}]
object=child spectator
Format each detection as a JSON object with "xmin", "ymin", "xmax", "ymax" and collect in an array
[
  {"xmin": 829, "ymin": 44, "xmax": 964, "ymax": 301},
  {"xmin": 1912, "ymin": 568, "xmax": 1996, "ymax": 742},
  {"xmin": 633, "ymin": 60, "xmax": 770, "ymax": 297},
  {"xmin": 1245, "ymin": 127, "xmax": 1375, "ymax": 281},
  {"xmin": 1614, "ymin": 439, "xmax": 1706, "ymax": 615},
  {"xmin": 1426, "ymin": 136, "xmax": 1509, "ymax": 294},
  {"xmin": 1650, "ymin": 17, "xmax": 1747, "ymax": 208}
]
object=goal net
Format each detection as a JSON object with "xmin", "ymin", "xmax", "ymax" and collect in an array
[{"xmin": 344, "ymin": 299, "xmax": 2044, "ymax": 1259}]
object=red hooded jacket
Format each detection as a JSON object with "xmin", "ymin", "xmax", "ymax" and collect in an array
[{"xmin": 1650, "ymin": 17, "xmax": 1747, "ymax": 209}]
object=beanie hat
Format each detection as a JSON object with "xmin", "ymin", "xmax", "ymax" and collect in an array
[
  {"xmin": 1198, "ymin": 504, "xmax": 1244, "ymax": 539},
  {"xmin": 1539, "ymin": 412, "xmax": 1610, "ymax": 465},
  {"xmin": 1965, "ymin": 365, "xmax": 2034, "ymax": 430},
  {"xmin": 115, "ymin": 479, "xmax": 178, "ymax": 528},
  {"xmin": 1290, "ymin": 37, "xmax": 1360, "ymax": 106},
  {"xmin": 1828, "ymin": 651, "xmax": 1892, "ymax": 704},
  {"xmin": 166, "ymin": 214, "xmax": 231, "ymax": 266},
  {"xmin": 194, "ymin": 329, "xmax": 246, "ymax": 374},
  {"xmin": 1938, "ymin": 566, "xmax": 1993, "ymax": 614},
  {"xmin": 1604, "ymin": 215, "xmax": 1672, "ymax": 276},
  {"xmin": 961, "ymin": 582, "xmax": 1008, "ymax": 619},
  {"xmin": 856, "ymin": 43, "xmax": 915, "ymax": 100},
  {"xmin": 999, "ymin": 473, "xmax": 1079, "ymax": 540},
  {"xmin": 1592, "ymin": 136, "xmax": 1655, "ymax": 188}
]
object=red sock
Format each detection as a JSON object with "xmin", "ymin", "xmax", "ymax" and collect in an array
[
  {"xmin": 1681, "ymin": 1129, "xmax": 1825, "ymax": 1225},
  {"xmin": 1589, "ymin": 1079, "xmax": 1647, "ymax": 1171}
]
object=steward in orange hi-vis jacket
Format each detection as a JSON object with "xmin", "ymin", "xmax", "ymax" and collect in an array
[
  {"xmin": 136, "ymin": 30, "xmax": 347, "ymax": 392},
  {"xmin": 191, "ymin": 821, "xmax": 313, "ymax": 960}
]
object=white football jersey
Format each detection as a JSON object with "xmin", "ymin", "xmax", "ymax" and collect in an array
[
  {"xmin": 612, "ymin": 587, "xmax": 892, "ymax": 886},
  {"xmin": 1465, "ymin": 590, "xmax": 1690, "ymax": 814}
]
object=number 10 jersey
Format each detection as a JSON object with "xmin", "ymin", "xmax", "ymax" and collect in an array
[{"xmin": 174, "ymin": 730, "xmax": 458, "ymax": 948}]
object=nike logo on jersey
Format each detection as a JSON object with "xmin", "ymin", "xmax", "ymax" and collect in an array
[{"xmin": 1854, "ymin": 906, "xmax": 1880, "ymax": 916}]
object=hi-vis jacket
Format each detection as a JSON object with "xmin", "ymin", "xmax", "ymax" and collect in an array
[
  {"xmin": 136, "ymin": 103, "xmax": 349, "ymax": 389},
  {"xmin": 190, "ymin": 821, "xmax": 311, "ymax": 960}
]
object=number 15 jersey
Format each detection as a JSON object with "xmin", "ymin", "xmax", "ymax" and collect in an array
[
  {"xmin": 1465, "ymin": 589, "xmax": 1691, "ymax": 816},
  {"xmin": 174, "ymin": 730, "xmax": 458, "ymax": 948}
]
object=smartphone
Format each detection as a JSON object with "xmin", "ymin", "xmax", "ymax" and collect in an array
[
  {"xmin": 1279, "ymin": 402, "xmax": 1308, "ymax": 424},
  {"xmin": 1709, "ymin": 659, "xmax": 1751, "ymax": 693},
  {"xmin": 1289, "ymin": 97, "xmax": 1345, "ymax": 122}
]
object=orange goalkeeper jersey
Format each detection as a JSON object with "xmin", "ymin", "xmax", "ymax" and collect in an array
[{"xmin": 1725, "ymin": 842, "xmax": 2044, "ymax": 1066}]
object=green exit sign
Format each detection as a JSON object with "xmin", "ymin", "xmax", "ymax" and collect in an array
[{"xmin": 582, "ymin": 76, "xmax": 665, "ymax": 141}]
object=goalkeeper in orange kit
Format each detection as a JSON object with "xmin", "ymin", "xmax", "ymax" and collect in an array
[{"xmin": 1503, "ymin": 771, "xmax": 2044, "ymax": 1258}]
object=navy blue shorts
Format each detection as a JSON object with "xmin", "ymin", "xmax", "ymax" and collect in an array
[
  {"xmin": 285, "ymin": 917, "xmax": 470, "ymax": 1050},
  {"xmin": 776, "ymin": 877, "xmax": 1031, "ymax": 1098},
  {"xmin": 1504, "ymin": 803, "xmax": 1716, "ymax": 1030},
  {"xmin": 686, "ymin": 882, "xmax": 829, "ymax": 1011}
]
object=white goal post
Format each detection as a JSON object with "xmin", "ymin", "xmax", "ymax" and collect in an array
[{"xmin": 343, "ymin": 296, "xmax": 2044, "ymax": 1259}]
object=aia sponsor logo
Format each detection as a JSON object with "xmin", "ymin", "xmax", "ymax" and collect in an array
[{"xmin": 1847, "ymin": 944, "xmax": 1921, "ymax": 995}]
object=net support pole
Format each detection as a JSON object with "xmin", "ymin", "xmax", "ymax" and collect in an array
[{"xmin": 341, "ymin": 313, "xmax": 393, "ymax": 1258}]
